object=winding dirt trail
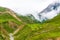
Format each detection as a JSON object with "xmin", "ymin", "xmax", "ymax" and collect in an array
[
  {"xmin": 6, "ymin": 10, "xmax": 22, "ymax": 22},
  {"xmin": 0, "ymin": 9, "xmax": 22, "ymax": 22},
  {"xmin": 8, "ymin": 24, "xmax": 25, "ymax": 40},
  {"xmin": 6, "ymin": 9, "xmax": 27, "ymax": 35},
  {"xmin": 6, "ymin": 9, "xmax": 26, "ymax": 35},
  {"xmin": 0, "ymin": 9, "xmax": 26, "ymax": 40},
  {"xmin": 13, "ymin": 24, "xmax": 25, "ymax": 35}
]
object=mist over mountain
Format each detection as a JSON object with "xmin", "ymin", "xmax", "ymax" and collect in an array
[
  {"xmin": 23, "ymin": 1, "xmax": 60, "ymax": 22},
  {"xmin": 0, "ymin": 0, "xmax": 58, "ymax": 21},
  {"xmin": 37, "ymin": 2, "xmax": 60, "ymax": 22}
]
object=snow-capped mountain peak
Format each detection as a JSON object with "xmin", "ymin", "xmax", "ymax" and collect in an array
[{"xmin": 38, "ymin": 2, "xmax": 60, "ymax": 22}]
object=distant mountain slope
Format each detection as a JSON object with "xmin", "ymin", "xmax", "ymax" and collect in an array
[
  {"xmin": 40, "ymin": 2, "xmax": 60, "ymax": 13},
  {"xmin": 38, "ymin": 2, "xmax": 60, "ymax": 22},
  {"xmin": 14, "ymin": 13, "xmax": 60, "ymax": 40},
  {"xmin": 45, "ymin": 13, "xmax": 60, "ymax": 23},
  {"xmin": 18, "ymin": 14, "xmax": 40, "ymax": 24}
]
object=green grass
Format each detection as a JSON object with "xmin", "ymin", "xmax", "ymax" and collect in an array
[
  {"xmin": 0, "ymin": 13, "xmax": 22, "ymax": 33},
  {"xmin": 14, "ymin": 25, "xmax": 32, "ymax": 40},
  {"xmin": 0, "ymin": 35, "xmax": 4, "ymax": 40},
  {"xmin": 0, "ymin": 13, "xmax": 22, "ymax": 24},
  {"xmin": 27, "ymin": 23, "xmax": 42, "ymax": 30},
  {"xmin": 14, "ymin": 13, "xmax": 60, "ymax": 40},
  {"xmin": 0, "ymin": 7, "xmax": 6, "ymax": 12}
]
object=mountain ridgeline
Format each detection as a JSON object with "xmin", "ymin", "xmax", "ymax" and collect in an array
[
  {"xmin": 0, "ymin": 7, "xmax": 60, "ymax": 40},
  {"xmin": 38, "ymin": 2, "xmax": 60, "ymax": 22}
]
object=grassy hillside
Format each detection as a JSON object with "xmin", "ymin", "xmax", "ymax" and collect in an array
[
  {"xmin": 26, "ymin": 14, "xmax": 60, "ymax": 40},
  {"xmin": 18, "ymin": 14, "xmax": 40, "ymax": 24},
  {"xmin": 14, "ymin": 13, "xmax": 60, "ymax": 40},
  {"xmin": 0, "ymin": 10, "xmax": 22, "ymax": 33},
  {"xmin": 0, "ymin": 7, "xmax": 60, "ymax": 40},
  {"xmin": 0, "ymin": 7, "xmax": 23, "ymax": 40}
]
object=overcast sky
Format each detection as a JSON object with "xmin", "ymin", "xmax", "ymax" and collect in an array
[{"xmin": 0, "ymin": 0, "xmax": 57, "ymax": 15}]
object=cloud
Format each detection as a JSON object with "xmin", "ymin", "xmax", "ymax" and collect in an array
[{"xmin": 0, "ymin": 0, "xmax": 56, "ymax": 15}]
